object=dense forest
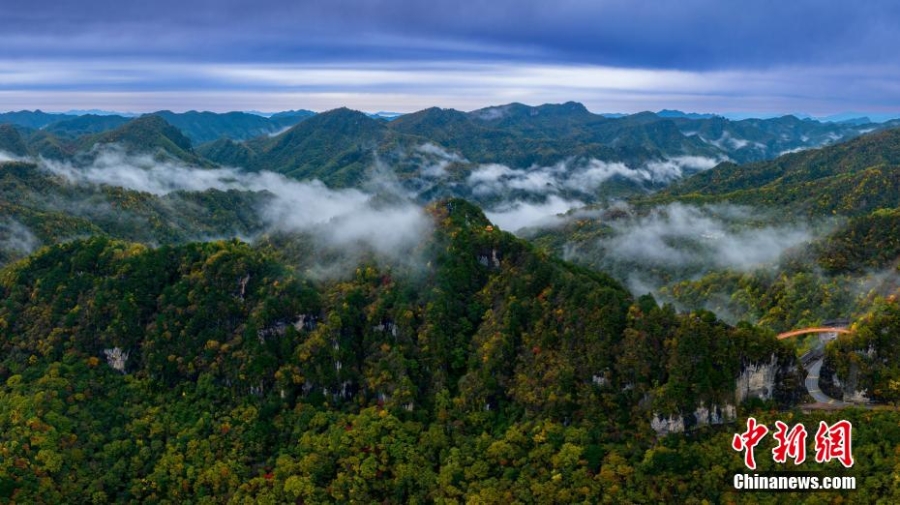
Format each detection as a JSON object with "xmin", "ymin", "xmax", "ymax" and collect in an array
[
  {"xmin": 0, "ymin": 199, "xmax": 839, "ymax": 502},
  {"xmin": 2, "ymin": 106, "xmax": 900, "ymax": 502}
]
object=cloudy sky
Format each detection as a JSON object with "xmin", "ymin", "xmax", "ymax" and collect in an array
[{"xmin": 2, "ymin": 0, "xmax": 899, "ymax": 115}]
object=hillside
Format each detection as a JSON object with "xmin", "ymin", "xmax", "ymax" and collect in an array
[
  {"xmin": 0, "ymin": 110, "xmax": 316, "ymax": 146},
  {"xmin": 83, "ymin": 115, "xmax": 209, "ymax": 165},
  {"xmin": 0, "ymin": 125, "xmax": 28, "ymax": 157},
  {"xmin": 153, "ymin": 110, "xmax": 313, "ymax": 144},
  {"xmin": 238, "ymin": 108, "xmax": 416, "ymax": 185},
  {"xmin": 526, "ymin": 126, "xmax": 900, "ymax": 336},
  {"xmin": 658, "ymin": 127, "xmax": 900, "ymax": 216},
  {"xmin": 0, "ymin": 110, "xmax": 73, "ymax": 130},
  {"xmin": 0, "ymin": 159, "xmax": 266, "ymax": 266},
  {"xmin": 2, "ymin": 104, "xmax": 891, "ymax": 208},
  {"xmin": 43, "ymin": 114, "xmax": 131, "ymax": 137},
  {"xmin": 0, "ymin": 198, "xmax": 814, "ymax": 502},
  {"xmin": 3, "ymin": 111, "xmax": 900, "ymax": 499}
]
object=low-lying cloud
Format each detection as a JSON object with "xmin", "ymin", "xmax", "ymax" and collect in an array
[
  {"xmin": 38, "ymin": 145, "xmax": 432, "ymax": 265},
  {"xmin": 484, "ymin": 195, "xmax": 584, "ymax": 231},
  {"xmin": 0, "ymin": 218, "xmax": 40, "ymax": 255},
  {"xmin": 0, "ymin": 151, "xmax": 24, "ymax": 163},
  {"xmin": 602, "ymin": 203, "xmax": 813, "ymax": 271},
  {"xmin": 411, "ymin": 142, "xmax": 464, "ymax": 180},
  {"xmin": 469, "ymin": 156, "xmax": 721, "ymax": 232},
  {"xmin": 468, "ymin": 156, "xmax": 721, "ymax": 198}
]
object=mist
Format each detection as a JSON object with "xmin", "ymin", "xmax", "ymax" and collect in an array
[
  {"xmin": 0, "ymin": 218, "xmax": 39, "ymax": 256},
  {"xmin": 484, "ymin": 196, "xmax": 583, "ymax": 231},
  {"xmin": 601, "ymin": 203, "xmax": 814, "ymax": 270},
  {"xmin": 467, "ymin": 155, "xmax": 722, "ymax": 199},
  {"xmin": 468, "ymin": 156, "xmax": 722, "ymax": 232},
  {"xmin": 37, "ymin": 145, "xmax": 433, "ymax": 268},
  {"xmin": 0, "ymin": 151, "xmax": 23, "ymax": 163},
  {"xmin": 548, "ymin": 202, "xmax": 823, "ymax": 301}
]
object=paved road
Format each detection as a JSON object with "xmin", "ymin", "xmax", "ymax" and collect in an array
[{"xmin": 804, "ymin": 357, "xmax": 848, "ymax": 407}]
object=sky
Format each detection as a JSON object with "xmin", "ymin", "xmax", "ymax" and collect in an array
[{"xmin": 2, "ymin": 0, "xmax": 900, "ymax": 115}]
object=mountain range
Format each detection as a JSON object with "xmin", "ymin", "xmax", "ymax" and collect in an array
[
  {"xmin": 3, "ymin": 100, "xmax": 900, "ymax": 501},
  {"xmin": 2, "ymin": 102, "xmax": 896, "ymax": 201}
]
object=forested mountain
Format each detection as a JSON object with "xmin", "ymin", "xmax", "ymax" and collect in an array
[
  {"xmin": 195, "ymin": 138, "xmax": 259, "ymax": 168},
  {"xmin": 658, "ymin": 126, "xmax": 900, "ymax": 215},
  {"xmin": 531, "ymin": 125, "xmax": 900, "ymax": 329},
  {"xmin": 0, "ymin": 125, "xmax": 28, "ymax": 157},
  {"xmin": 153, "ymin": 110, "xmax": 314, "ymax": 144},
  {"xmin": 0, "ymin": 159, "xmax": 266, "ymax": 266},
  {"xmin": 2, "ymin": 102, "xmax": 900, "ymax": 501},
  {"xmin": 238, "ymin": 108, "xmax": 412, "ymax": 184},
  {"xmin": 387, "ymin": 104, "xmax": 663, "ymax": 169},
  {"xmin": 1, "ymin": 103, "xmax": 888, "ymax": 194},
  {"xmin": 43, "ymin": 114, "xmax": 131, "ymax": 137},
  {"xmin": 0, "ymin": 199, "xmax": 820, "ymax": 502},
  {"xmin": 0, "ymin": 110, "xmax": 74, "ymax": 129},
  {"xmin": 0, "ymin": 109, "xmax": 315, "ymax": 145},
  {"xmin": 664, "ymin": 114, "xmax": 881, "ymax": 163},
  {"xmin": 83, "ymin": 115, "xmax": 211, "ymax": 165}
]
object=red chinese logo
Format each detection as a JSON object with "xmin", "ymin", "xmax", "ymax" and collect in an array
[
  {"xmin": 814, "ymin": 420, "xmax": 854, "ymax": 468},
  {"xmin": 772, "ymin": 421, "xmax": 807, "ymax": 465},
  {"xmin": 732, "ymin": 418, "xmax": 854, "ymax": 469},
  {"xmin": 732, "ymin": 417, "xmax": 769, "ymax": 470}
]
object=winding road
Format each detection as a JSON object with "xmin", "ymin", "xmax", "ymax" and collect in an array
[
  {"xmin": 778, "ymin": 326, "xmax": 851, "ymax": 407},
  {"xmin": 803, "ymin": 357, "xmax": 848, "ymax": 407}
]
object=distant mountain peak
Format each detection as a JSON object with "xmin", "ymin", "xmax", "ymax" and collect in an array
[
  {"xmin": 657, "ymin": 109, "xmax": 718, "ymax": 120},
  {"xmin": 88, "ymin": 114, "xmax": 199, "ymax": 162},
  {"xmin": 300, "ymin": 108, "xmax": 381, "ymax": 128},
  {"xmin": 471, "ymin": 101, "xmax": 592, "ymax": 121},
  {"xmin": 64, "ymin": 109, "xmax": 139, "ymax": 117},
  {"xmin": 368, "ymin": 111, "xmax": 405, "ymax": 120}
]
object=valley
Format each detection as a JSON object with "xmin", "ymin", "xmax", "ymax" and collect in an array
[{"xmin": 1, "ymin": 103, "xmax": 899, "ymax": 502}]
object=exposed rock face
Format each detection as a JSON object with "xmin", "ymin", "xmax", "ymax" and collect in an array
[
  {"xmin": 237, "ymin": 274, "xmax": 250, "ymax": 301},
  {"xmin": 821, "ymin": 358, "xmax": 871, "ymax": 404},
  {"xmin": 651, "ymin": 414, "xmax": 684, "ymax": 436},
  {"xmin": 651, "ymin": 404, "xmax": 736, "ymax": 436},
  {"xmin": 103, "ymin": 347, "xmax": 129, "ymax": 373},
  {"xmin": 845, "ymin": 389, "xmax": 870, "ymax": 403},
  {"xmin": 735, "ymin": 353, "xmax": 805, "ymax": 406},
  {"xmin": 694, "ymin": 404, "xmax": 736, "ymax": 425},
  {"xmin": 293, "ymin": 313, "xmax": 317, "ymax": 331},
  {"xmin": 652, "ymin": 352, "xmax": 803, "ymax": 437},
  {"xmin": 735, "ymin": 355, "xmax": 778, "ymax": 403}
]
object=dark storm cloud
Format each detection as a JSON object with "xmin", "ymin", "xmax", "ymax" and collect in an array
[{"xmin": 3, "ymin": 0, "xmax": 899, "ymax": 69}]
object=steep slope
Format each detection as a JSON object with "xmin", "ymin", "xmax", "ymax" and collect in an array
[
  {"xmin": 528, "ymin": 126, "xmax": 900, "ymax": 337},
  {"xmin": 246, "ymin": 108, "xmax": 412, "ymax": 185},
  {"xmin": 0, "ymin": 159, "xmax": 267, "ymax": 266},
  {"xmin": 196, "ymin": 138, "xmax": 259, "ymax": 167},
  {"xmin": 80, "ymin": 115, "xmax": 208, "ymax": 165},
  {"xmin": 0, "ymin": 125, "xmax": 28, "ymax": 157},
  {"xmin": 0, "ymin": 198, "xmax": 806, "ymax": 502},
  {"xmin": 22, "ymin": 130, "xmax": 77, "ymax": 159},
  {"xmin": 659, "ymin": 126, "xmax": 900, "ymax": 216}
]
